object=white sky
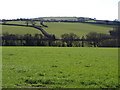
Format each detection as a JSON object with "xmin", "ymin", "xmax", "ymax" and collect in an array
[{"xmin": 0, "ymin": 0, "xmax": 119, "ymax": 20}]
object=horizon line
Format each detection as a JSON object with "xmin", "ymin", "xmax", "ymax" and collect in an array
[{"xmin": 0, "ymin": 16, "xmax": 117, "ymax": 21}]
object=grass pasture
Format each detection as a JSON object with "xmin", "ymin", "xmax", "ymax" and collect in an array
[
  {"xmin": 1, "ymin": 21, "xmax": 113, "ymax": 38},
  {"xmin": 44, "ymin": 22, "xmax": 112, "ymax": 38},
  {"xmin": 2, "ymin": 25, "xmax": 42, "ymax": 35},
  {"xmin": 2, "ymin": 47, "xmax": 118, "ymax": 88}
]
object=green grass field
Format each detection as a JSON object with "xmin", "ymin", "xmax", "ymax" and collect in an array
[
  {"xmin": 2, "ymin": 47, "xmax": 118, "ymax": 88},
  {"xmin": 44, "ymin": 22, "xmax": 112, "ymax": 38},
  {"xmin": 1, "ymin": 21, "xmax": 113, "ymax": 38},
  {"xmin": 2, "ymin": 25, "xmax": 42, "ymax": 35}
]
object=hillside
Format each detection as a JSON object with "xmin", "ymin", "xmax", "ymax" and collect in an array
[
  {"xmin": 1, "ymin": 21, "xmax": 113, "ymax": 38},
  {"xmin": 44, "ymin": 22, "xmax": 112, "ymax": 38},
  {"xmin": 2, "ymin": 25, "xmax": 42, "ymax": 35}
]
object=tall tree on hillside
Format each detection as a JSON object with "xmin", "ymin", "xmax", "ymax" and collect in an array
[
  {"xmin": 30, "ymin": 20, "xmax": 36, "ymax": 26},
  {"xmin": 81, "ymin": 36, "xmax": 85, "ymax": 47},
  {"xmin": 25, "ymin": 21, "xmax": 29, "ymax": 26}
]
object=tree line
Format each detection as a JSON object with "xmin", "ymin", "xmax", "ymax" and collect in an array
[
  {"xmin": 1, "ymin": 26, "xmax": 119, "ymax": 47},
  {"xmin": 1, "ymin": 18, "xmax": 119, "ymax": 26}
]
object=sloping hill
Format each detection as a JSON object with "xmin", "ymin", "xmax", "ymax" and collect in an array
[
  {"xmin": 1, "ymin": 21, "xmax": 113, "ymax": 38},
  {"xmin": 2, "ymin": 25, "xmax": 42, "ymax": 35},
  {"xmin": 44, "ymin": 22, "xmax": 113, "ymax": 38}
]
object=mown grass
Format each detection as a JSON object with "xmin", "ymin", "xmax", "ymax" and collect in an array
[
  {"xmin": 2, "ymin": 47, "xmax": 118, "ymax": 88},
  {"xmin": 1, "ymin": 21, "xmax": 113, "ymax": 38}
]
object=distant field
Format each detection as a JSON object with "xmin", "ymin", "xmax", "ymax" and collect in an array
[
  {"xmin": 44, "ymin": 22, "xmax": 112, "ymax": 38},
  {"xmin": 2, "ymin": 25, "xmax": 42, "ymax": 35},
  {"xmin": 2, "ymin": 47, "xmax": 118, "ymax": 88},
  {"xmin": 38, "ymin": 17, "xmax": 78, "ymax": 21},
  {"xmin": 1, "ymin": 21, "xmax": 113, "ymax": 38}
]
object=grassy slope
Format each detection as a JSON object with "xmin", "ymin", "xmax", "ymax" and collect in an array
[
  {"xmin": 2, "ymin": 25, "xmax": 42, "ymax": 35},
  {"xmin": 2, "ymin": 47, "xmax": 118, "ymax": 88},
  {"xmin": 1, "ymin": 21, "xmax": 113, "ymax": 38},
  {"xmin": 44, "ymin": 22, "xmax": 112, "ymax": 38}
]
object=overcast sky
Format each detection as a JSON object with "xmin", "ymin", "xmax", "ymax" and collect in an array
[{"xmin": 0, "ymin": 0, "xmax": 119, "ymax": 20}]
